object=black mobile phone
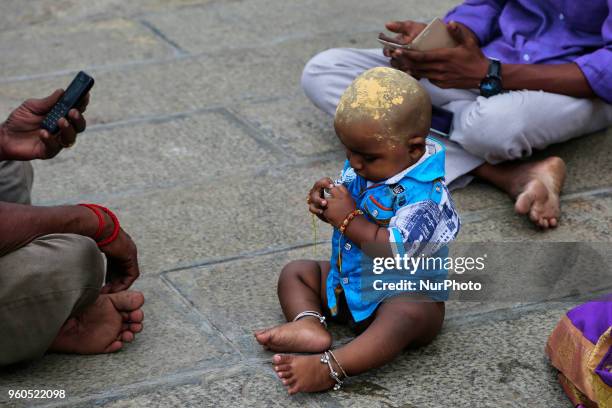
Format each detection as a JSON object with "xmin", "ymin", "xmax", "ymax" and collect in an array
[
  {"xmin": 430, "ymin": 105, "xmax": 453, "ymax": 138},
  {"xmin": 41, "ymin": 71, "xmax": 94, "ymax": 134}
]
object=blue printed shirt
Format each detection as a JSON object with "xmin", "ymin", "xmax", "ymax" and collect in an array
[{"xmin": 326, "ymin": 137, "xmax": 461, "ymax": 322}]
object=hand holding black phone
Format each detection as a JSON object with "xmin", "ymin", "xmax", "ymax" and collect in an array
[{"xmin": 41, "ymin": 71, "xmax": 94, "ymax": 134}]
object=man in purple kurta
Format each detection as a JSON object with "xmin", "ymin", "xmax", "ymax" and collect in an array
[{"xmin": 301, "ymin": 0, "xmax": 612, "ymax": 229}]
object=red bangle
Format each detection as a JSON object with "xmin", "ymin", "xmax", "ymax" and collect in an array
[
  {"xmin": 78, "ymin": 204, "xmax": 105, "ymax": 240},
  {"xmin": 78, "ymin": 203, "xmax": 121, "ymax": 247}
]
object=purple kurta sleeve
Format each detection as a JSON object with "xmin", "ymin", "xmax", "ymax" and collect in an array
[
  {"xmin": 574, "ymin": 1, "xmax": 612, "ymax": 103},
  {"xmin": 443, "ymin": 0, "xmax": 507, "ymax": 46}
]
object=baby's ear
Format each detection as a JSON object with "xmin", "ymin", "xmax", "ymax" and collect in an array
[{"xmin": 407, "ymin": 135, "xmax": 426, "ymax": 159}]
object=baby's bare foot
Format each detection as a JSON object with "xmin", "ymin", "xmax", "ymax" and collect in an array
[
  {"xmin": 49, "ymin": 291, "xmax": 145, "ymax": 355},
  {"xmin": 254, "ymin": 317, "xmax": 331, "ymax": 353},
  {"xmin": 273, "ymin": 354, "xmax": 337, "ymax": 395},
  {"xmin": 512, "ymin": 157, "xmax": 566, "ymax": 229}
]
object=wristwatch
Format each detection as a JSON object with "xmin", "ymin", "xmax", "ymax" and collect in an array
[{"xmin": 479, "ymin": 58, "xmax": 503, "ymax": 97}]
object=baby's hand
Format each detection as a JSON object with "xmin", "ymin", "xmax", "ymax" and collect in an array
[
  {"xmin": 323, "ymin": 185, "xmax": 357, "ymax": 228},
  {"xmin": 308, "ymin": 177, "xmax": 334, "ymax": 223}
]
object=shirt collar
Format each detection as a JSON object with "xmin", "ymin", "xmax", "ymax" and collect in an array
[{"xmin": 382, "ymin": 136, "xmax": 446, "ymax": 185}]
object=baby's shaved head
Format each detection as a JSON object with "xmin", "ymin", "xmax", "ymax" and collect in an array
[{"xmin": 335, "ymin": 67, "xmax": 431, "ymax": 147}]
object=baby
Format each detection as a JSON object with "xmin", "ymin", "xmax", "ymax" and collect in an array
[{"xmin": 255, "ymin": 67, "xmax": 460, "ymax": 394}]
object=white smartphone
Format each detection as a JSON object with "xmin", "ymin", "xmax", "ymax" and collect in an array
[
  {"xmin": 377, "ymin": 37, "xmax": 412, "ymax": 50},
  {"xmin": 378, "ymin": 18, "xmax": 458, "ymax": 51}
]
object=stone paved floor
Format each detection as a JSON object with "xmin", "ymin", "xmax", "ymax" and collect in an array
[{"xmin": 1, "ymin": 1, "xmax": 611, "ymax": 407}]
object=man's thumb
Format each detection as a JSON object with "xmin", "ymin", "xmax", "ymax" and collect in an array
[{"xmin": 26, "ymin": 89, "xmax": 63, "ymax": 115}]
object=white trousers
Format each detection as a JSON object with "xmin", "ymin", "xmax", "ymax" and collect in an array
[{"xmin": 301, "ymin": 48, "xmax": 612, "ymax": 188}]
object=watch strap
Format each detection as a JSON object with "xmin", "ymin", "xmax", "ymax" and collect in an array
[
  {"xmin": 479, "ymin": 58, "xmax": 503, "ymax": 97},
  {"xmin": 487, "ymin": 58, "xmax": 502, "ymax": 79}
]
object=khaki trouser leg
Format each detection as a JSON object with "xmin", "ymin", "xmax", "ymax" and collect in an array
[{"xmin": 0, "ymin": 234, "xmax": 105, "ymax": 366}]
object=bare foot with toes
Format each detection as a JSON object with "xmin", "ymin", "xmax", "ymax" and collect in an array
[
  {"xmin": 512, "ymin": 157, "xmax": 566, "ymax": 229},
  {"xmin": 49, "ymin": 290, "xmax": 145, "ymax": 355},
  {"xmin": 254, "ymin": 316, "xmax": 331, "ymax": 353},
  {"xmin": 273, "ymin": 354, "xmax": 336, "ymax": 394}
]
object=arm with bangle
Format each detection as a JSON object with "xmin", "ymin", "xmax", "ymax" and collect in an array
[
  {"xmin": 0, "ymin": 202, "xmax": 138, "ymax": 292},
  {"xmin": 322, "ymin": 186, "xmax": 396, "ymax": 258},
  {"xmin": 338, "ymin": 210, "xmax": 389, "ymax": 246},
  {"xmin": 0, "ymin": 203, "xmax": 117, "ymax": 257},
  {"xmin": 0, "ymin": 90, "xmax": 139, "ymax": 291},
  {"xmin": 309, "ymin": 179, "xmax": 396, "ymax": 256}
]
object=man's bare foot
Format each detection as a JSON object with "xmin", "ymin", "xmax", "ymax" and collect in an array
[
  {"xmin": 473, "ymin": 157, "xmax": 566, "ymax": 229},
  {"xmin": 273, "ymin": 354, "xmax": 337, "ymax": 395},
  {"xmin": 254, "ymin": 317, "xmax": 331, "ymax": 353},
  {"xmin": 49, "ymin": 290, "xmax": 145, "ymax": 354},
  {"xmin": 511, "ymin": 157, "xmax": 566, "ymax": 229}
]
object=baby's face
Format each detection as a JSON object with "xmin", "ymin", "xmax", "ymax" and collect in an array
[{"xmin": 335, "ymin": 117, "xmax": 424, "ymax": 182}]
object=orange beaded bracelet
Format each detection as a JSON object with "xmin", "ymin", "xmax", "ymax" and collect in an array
[{"xmin": 339, "ymin": 209, "xmax": 363, "ymax": 234}]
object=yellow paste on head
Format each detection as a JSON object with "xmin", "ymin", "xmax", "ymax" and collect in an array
[{"xmin": 335, "ymin": 67, "xmax": 430, "ymax": 146}]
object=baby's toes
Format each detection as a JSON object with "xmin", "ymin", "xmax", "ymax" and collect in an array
[
  {"xmin": 273, "ymin": 354, "xmax": 293, "ymax": 365},
  {"xmin": 282, "ymin": 378, "xmax": 297, "ymax": 388},
  {"xmin": 255, "ymin": 329, "xmax": 272, "ymax": 345},
  {"xmin": 277, "ymin": 370, "xmax": 293, "ymax": 379},
  {"xmin": 274, "ymin": 364, "xmax": 291, "ymax": 373},
  {"xmin": 287, "ymin": 382, "xmax": 300, "ymax": 395}
]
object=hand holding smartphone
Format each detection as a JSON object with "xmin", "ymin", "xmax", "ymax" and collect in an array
[
  {"xmin": 41, "ymin": 71, "xmax": 94, "ymax": 134},
  {"xmin": 378, "ymin": 18, "xmax": 458, "ymax": 51}
]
